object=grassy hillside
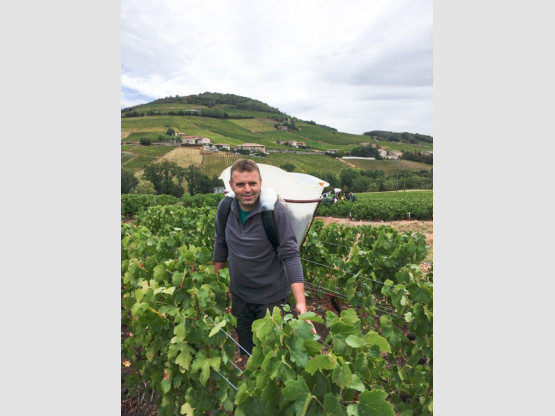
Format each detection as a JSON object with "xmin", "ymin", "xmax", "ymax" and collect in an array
[
  {"xmin": 344, "ymin": 158, "xmax": 432, "ymax": 174},
  {"xmin": 122, "ymin": 93, "xmax": 432, "ymax": 153},
  {"xmin": 121, "ymin": 92, "xmax": 433, "ymax": 183}
]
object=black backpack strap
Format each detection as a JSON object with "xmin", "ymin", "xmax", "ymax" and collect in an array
[
  {"xmin": 261, "ymin": 208, "xmax": 279, "ymax": 251},
  {"xmin": 218, "ymin": 197, "xmax": 233, "ymax": 243}
]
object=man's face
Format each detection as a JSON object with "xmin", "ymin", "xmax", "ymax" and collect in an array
[{"xmin": 229, "ymin": 169, "xmax": 262, "ymax": 211}]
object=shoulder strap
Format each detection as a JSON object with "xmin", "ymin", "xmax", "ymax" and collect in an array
[
  {"xmin": 218, "ymin": 197, "xmax": 233, "ymax": 242},
  {"xmin": 261, "ymin": 208, "xmax": 279, "ymax": 251}
]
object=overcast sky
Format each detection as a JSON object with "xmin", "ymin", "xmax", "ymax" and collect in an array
[{"xmin": 121, "ymin": 0, "xmax": 433, "ymax": 136}]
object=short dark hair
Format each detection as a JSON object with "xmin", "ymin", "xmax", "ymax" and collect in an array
[{"xmin": 230, "ymin": 159, "xmax": 261, "ymax": 182}]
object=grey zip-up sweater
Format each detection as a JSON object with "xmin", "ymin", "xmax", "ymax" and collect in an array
[{"xmin": 213, "ymin": 197, "xmax": 304, "ymax": 304}]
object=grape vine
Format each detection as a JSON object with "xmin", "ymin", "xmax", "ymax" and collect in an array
[{"xmin": 121, "ymin": 203, "xmax": 433, "ymax": 415}]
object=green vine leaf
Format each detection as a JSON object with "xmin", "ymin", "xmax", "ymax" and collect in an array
[
  {"xmin": 174, "ymin": 321, "xmax": 187, "ymax": 341},
  {"xmin": 287, "ymin": 334, "xmax": 309, "ymax": 367},
  {"xmin": 252, "ymin": 316, "xmax": 275, "ymax": 341},
  {"xmin": 208, "ymin": 319, "xmax": 226, "ymax": 337},
  {"xmin": 160, "ymin": 378, "xmax": 171, "ymax": 395},
  {"xmin": 190, "ymin": 351, "xmax": 221, "ymax": 386},
  {"xmin": 180, "ymin": 402, "xmax": 194, "ymax": 415},
  {"xmin": 305, "ymin": 354, "xmax": 336, "ymax": 375},
  {"xmin": 363, "ymin": 332, "xmax": 391, "ymax": 353},
  {"xmin": 345, "ymin": 335, "xmax": 366, "ymax": 348},
  {"xmin": 357, "ymin": 390, "xmax": 395, "ymax": 416},
  {"xmin": 175, "ymin": 344, "xmax": 194, "ymax": 371},
  {"xmin": 323, "ymin": 393, "xmax": 347, "ymax": 416},
  {"xmin": 282, "ymin": 376, "xmax": 312, "ymax": 415},
  {"xmin": 332, "ymin": 363, "xmax": 353, "ymax": 389},
  {"xmin": 298, "ymin": 311, "xmax": 324, "ymax": 323}
]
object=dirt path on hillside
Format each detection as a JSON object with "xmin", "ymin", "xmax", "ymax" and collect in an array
[{"xmin": 338, "ymin": 159, "xmax": 357, "ymax": 168}]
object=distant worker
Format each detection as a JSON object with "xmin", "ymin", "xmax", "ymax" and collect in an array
[{"xmin": 213, "ymin": 159, "xmax": 316, "ymax": 358}]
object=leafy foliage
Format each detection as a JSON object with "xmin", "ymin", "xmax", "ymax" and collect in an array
[
  {"xmin": 349, "ymin": 145, "xmax": 383, "ymax": 159},
  {"xmin": 121, "ymin": 194, "xmax": 180, "ymax": 217},
  {"xmin": 146, "ymin": 92, "xmax": 283, "ymax": 114},
  {"xmin": 183, "ymin": 164, "xmax": 214, "ymax": 196},
  {"xmin": 280, "ymin": 163, "xmax": 296, "ymax": 172},
  {"xmin": 363, "ymin": 130, "xmax": 433, "ymax": 145},
  {"xmin": 316, "ymin": 191, "xmax": 433, "ymax": 220},
  {"xmin": 143, "ymin": 160, "xmax": 187, "ymax": 197},
  {"xmin": 121, "ymin": 197, "xmax": 433, "ymax": 415},
  {"xmin": 122, "ymin": 167, "xmax": 139, "ymax": 194}
]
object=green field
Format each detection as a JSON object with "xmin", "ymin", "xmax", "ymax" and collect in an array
[
  {"xmin": 121, "ymin": 94, "xmax": 433, "ymax": 187},
  {"xmin": 378, "ymin": 141, "xmax": 433, "ymax": 153},
  {"xmin": 121, "ymin": 116, "xmax": 201, "ymax": 135},
  {"xmin": 121, "ymin": 145, "xmax": 177, "ymax": 156},
  {"xmin": 122, "ymin": 143, "xmax": 433, "ymax": 180},
  {"xmin": 227, "ymin": 118, "xmax": 276, "ymax": 132},
  {"xmin": 202, "ymin": 152, "xmax": 348, "ymax": 179},
  {"xmin": 123, "ymin": 102, "xmax": 203, "ymax": 112},
  {"xmin": 121, "ymin": 112, "xmax": 431, "ymax": 155},
  {"xmin": 291, "ymin": 123, "xmax": 368, "ymax": 146},
  {"xmin": 202, "ymin": 153, "xmax": 243, "ymax": 179},
  {"xmin": 121, "ymin": 145, "xmax": 178, "ymax": 171},
  {"xmin": 264, "ymin": 153, "xmax": 347, "ymax": 175},
  {"xmin": 121, "ymin": 153, "xmax": 134, "ymax": 163},
  {"xmin": 344, "ymin": 158, "xmax": 432, "ymax": 174},
  {"xmin": 356, "ymin": 189, "xmax": 433, "ymax": 202}
]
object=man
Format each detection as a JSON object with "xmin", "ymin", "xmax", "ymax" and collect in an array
[{"xmin": 213, "ymin": 159, "xmax": 314, "ymax": 357}]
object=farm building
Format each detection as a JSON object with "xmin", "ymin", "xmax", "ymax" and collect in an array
[
  {"xmin": 180, "ymin": 135, "xmax": 211, "ymax": 145},
  {"xmin": 387, "ymin": 150, "xmax": 403, "ymax": 160},
  {"xmin": 237, "ymin": 143, "xmax": 266, "ymax": 153}
]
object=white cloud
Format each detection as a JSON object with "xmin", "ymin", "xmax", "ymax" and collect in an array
[{"xmin": 121, "ymin": 0, "xmax": 433, "ymax": 136}]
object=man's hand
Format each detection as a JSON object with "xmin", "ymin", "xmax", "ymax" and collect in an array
[
  {"xmin": 296, "ymin": 306, "xmax": 317, "ymax": 335},
  {"xmin": 292, "ymin": 292, "xmax": 317, "ymax": 335},
  {"xmin": 214, "ymin": 262, "xmax": 226, "ymax": 274}
]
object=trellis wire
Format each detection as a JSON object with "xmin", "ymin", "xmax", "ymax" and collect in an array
[
  {"xmin": 212, "ymin": 368, "xmax": 238, "ymax": 391},
  {"xmin": 204, "ymin": 314, "xmax": 252, "ymax": 357},
  {"xmin": 304, "ymin": 281, "xmax": 404, "ymax": 319},
  {"xmin": 304, "ymin": 282, "xmax": 348, "ymax": 299},
  {"xmin": 301, "ymin": 257, "xmax": 409, "ymax": 294}
]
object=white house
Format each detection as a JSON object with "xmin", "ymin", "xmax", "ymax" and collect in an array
[
  {"xmin": 387, "ymin": 150, "xmax": 403, "ymax": 160},
  {"xmin": 181, "ymin": 135, "xmax": 211, "ymax": 145}
]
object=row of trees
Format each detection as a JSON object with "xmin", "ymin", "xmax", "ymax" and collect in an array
[
  {"xmin": 402, "ymin": 150, "xmax": 433, "ymax": 165},
  {"xmin": 324, "ymin": 145, "xmax": 382, "ymax": 159},
  {"xmin": 122, "ymin": 163, "xmax": 432, "ymax": 197},
  {"xmin": 121, "ymin": 108, "xmax": 255, "ymax": 120},
  {"xmin": 148, "ymin": 92, "xmax": 282, "ymax": 113},
  {"xmin": 363, "ymin": 130, "xmax": 433, "ymax": 144},
  {"xmin": 349, "ymin": 145, "xmax": 383, "ymax": 159},
  {"xmin": 121, "ymin": 161, "xmax": 222, "ymax": 197},
  {"xmin": 309, "ymin": 167, "xmax": 433, "ymax": 193}
]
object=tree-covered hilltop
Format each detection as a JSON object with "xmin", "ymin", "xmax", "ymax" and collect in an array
[
  {"xmin": 151, "ymin": 92, "xmax": 283, "ymax": 114},
  {"xmin": 363, "ymin": 130, "xmax": 433, "ymax": 144}
]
